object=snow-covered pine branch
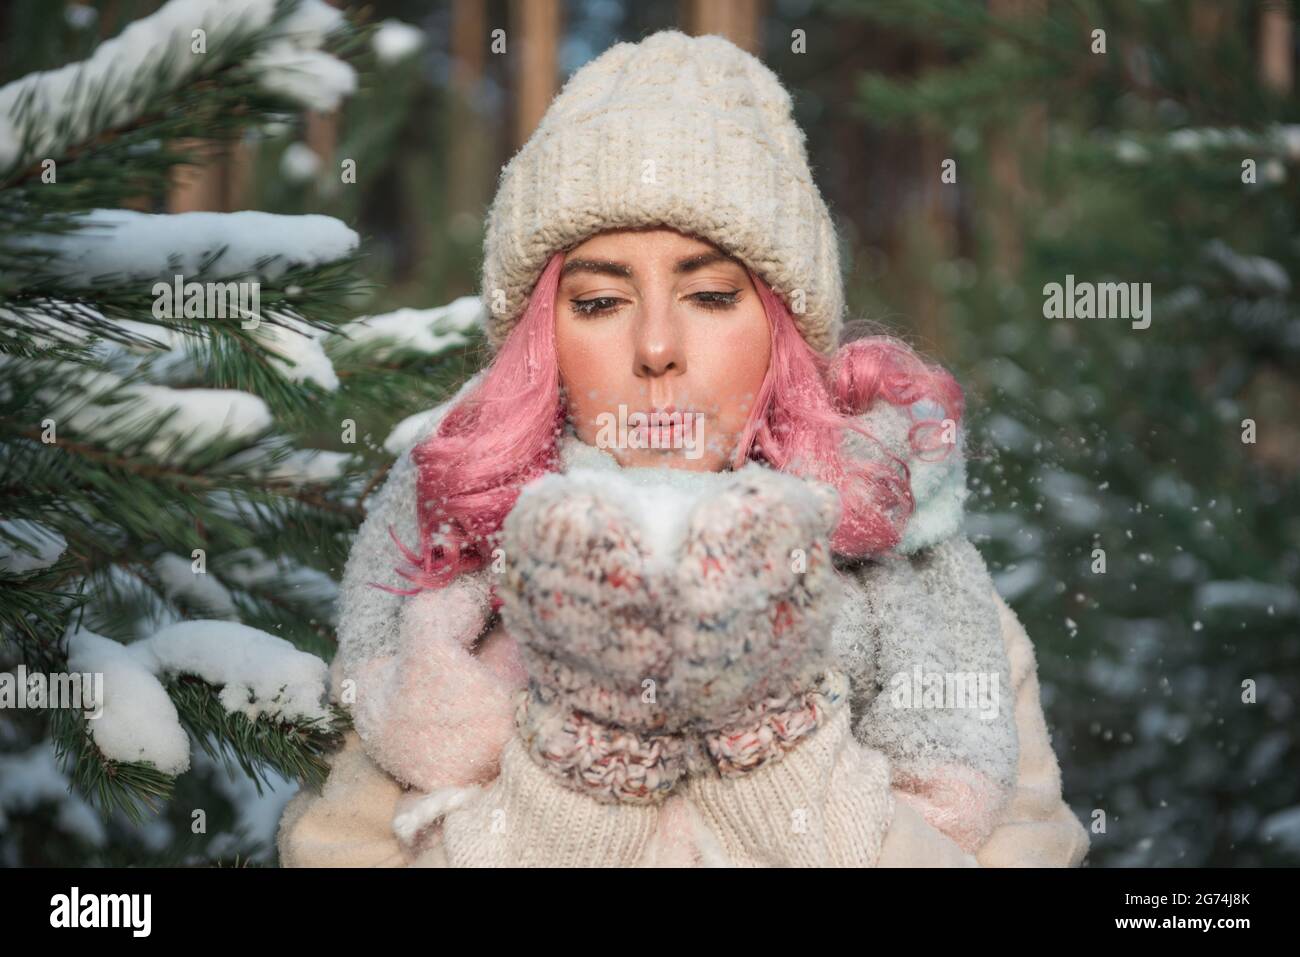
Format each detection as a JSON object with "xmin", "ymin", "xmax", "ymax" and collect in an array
[
  {"xmin": 66, "ymin": 620, "xmax": 333, "ymax": 778},
  {"xmin": 336, "ymin": 294, "xmax": 484, "ymax": 360},
  {"xmin": 0, "ymin": 518, "xmax": 68, "ymax": 575},
  {"xmin": 34, "ymin": 363, "xmax": 273, "ymax": 462},
  {"xmin": 0, "ymin": 0, "xmax": 438, "ymax": 862},
  {"xmin": 23, "ymin": 208, "xmax": 359, "ymax": 285},
  {"xmin": 0, "ymin": 0, "xmax": 356, "ymax": 174},
  {"xmin": 329, "ymin": 296, "xmax": 487, "ymax": 454},
  {"xmin": 5, "ymin": 209, "xmax": 361, "ymax": 397}
]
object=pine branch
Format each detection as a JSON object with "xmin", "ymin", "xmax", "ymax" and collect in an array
[
  {"xmin": 0, "ymin": 0, "xmax": 346, "ymax": 188},
  {"xmin": 0, "ymin": 578, "xmax": 81, "ymax": 672},
  {"xmin": 2, "ymin": 254, "xmax": 370, "ymax": 393},
  {"xmin": 43, "ymin": 668, "xmax": 349, "ymax": 824},
  {"xmin": 167, "ymin": 674, "xmax": 349, "ymax": 793},
  {"xmin": 50, "ymin": 704, "xmax": 177, "ymax": 825}
]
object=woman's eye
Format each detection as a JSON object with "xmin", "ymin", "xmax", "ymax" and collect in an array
[
  {"xmin": 690, "ymin": 290, "xmax": 741, "ymax": 310},
  {"xmin": 570, "ymin": 296, "xmax": 622, "ymax": 316},
  {"xmin": 569, "ymin": 290, "xmax": 740, "ymax": 316}
]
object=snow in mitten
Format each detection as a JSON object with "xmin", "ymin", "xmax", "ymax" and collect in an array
[
  {"xmin": 440, "ymin": 462, "xmax": 907, "ymax": 866},
  {"xmin": 494, "ymin": 469, "xmax": 722, "ymax": 804},
  {"xmin": 498, "ymin": 462, "xmax": 850, "ymax": 792}
]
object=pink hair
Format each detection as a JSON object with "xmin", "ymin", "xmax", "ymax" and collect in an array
[
  {"xmin": 375, "ymin": 247, "xmax": 964, "ymax": 599},
  {"xmin": 742, "ymin": 276, "xmax": 964, "ymax": 556},
  {"xmin": 376, "ymin": 251, "xmax": 566, "ymax": 598}
]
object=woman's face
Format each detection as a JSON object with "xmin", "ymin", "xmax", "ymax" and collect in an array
[{"xmin": 554, "ymin": 227, "xmax": 771, "ymax": 472}]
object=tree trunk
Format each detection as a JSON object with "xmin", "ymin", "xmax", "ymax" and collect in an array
[
  {"xmin": 681, "ymin": 0, "xmax": 764, "ymax": 53},
  {"xmin": 1259, "ymin": 0, "xmax": 1294, "ymax": 94},
  {"xmin": 511, "ymin": 0, "xmax": 562, "ymax": 148}
]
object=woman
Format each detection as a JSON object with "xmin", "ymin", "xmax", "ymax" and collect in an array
[{"xmin": 278, "ymin": 29, "xmax": 1089, "ymax": 867}]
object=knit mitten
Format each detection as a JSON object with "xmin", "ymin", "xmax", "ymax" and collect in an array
[
  {"xmin": 667, "ymin": 468, "xmax": 843, "ymax": 762},
  {"xmin": 498, "ymin": 475, "xmax": 696, "ymax": 803},
  {"xmin": 498, "ymin": 464, "xmax": 850, "ymax": 792}
]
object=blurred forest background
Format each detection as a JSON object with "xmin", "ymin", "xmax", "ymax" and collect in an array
[{"xmin": 1, "ymin": 0, "xmax": 1297, "ymax": 867}]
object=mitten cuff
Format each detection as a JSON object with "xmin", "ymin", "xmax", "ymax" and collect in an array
[
  {"xmin": 701, "ymin": 671, "xmax": 850, "ymax": 776},
  {"xmin": 515, "ymin": 687, "xmax": 698, "ymax": 805}
]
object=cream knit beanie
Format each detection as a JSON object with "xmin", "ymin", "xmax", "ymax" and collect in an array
[{"xmin": 479, "ymin": 29, "xmax": 844, "ymax": 355}]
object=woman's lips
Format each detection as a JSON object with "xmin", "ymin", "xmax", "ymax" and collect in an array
[{"xmin": 635, "ymin": 409, "xmax": 701, "ymax": 446}]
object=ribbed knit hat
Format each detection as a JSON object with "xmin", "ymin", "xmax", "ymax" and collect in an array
[{"xmin": 479, "ymin": 29, "xmax": 844, "ymax": 355}]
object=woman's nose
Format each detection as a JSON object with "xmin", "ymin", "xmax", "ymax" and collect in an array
[{"xmin": 633, "ymin": 298, "xmax": 685, "ymax": 378}]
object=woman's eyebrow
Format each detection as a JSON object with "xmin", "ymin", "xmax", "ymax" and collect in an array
[
  {"xmin": 560, "ymin": 251, "xmax": 742, "ymax": 281},
  {"xmin": 673, "ymin": 250, "xmax": 743, "ymax": 274},
  {"xmin": 561, "ymin": 258, "xmax": 632, "ymax": 279}
]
